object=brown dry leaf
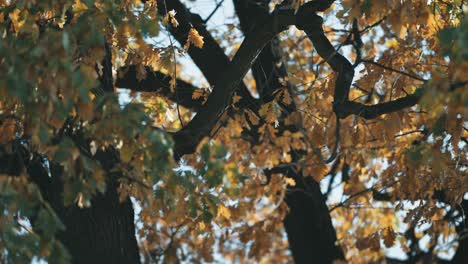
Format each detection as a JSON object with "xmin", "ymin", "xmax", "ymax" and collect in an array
[{"xmin": 381, "ymin": 227, "xmax": 396, "ymax": 248}]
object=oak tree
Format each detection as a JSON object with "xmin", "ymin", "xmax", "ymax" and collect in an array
[{"xmin": 0, "ymin": 0, "xmax": 466, "ymax": 263}]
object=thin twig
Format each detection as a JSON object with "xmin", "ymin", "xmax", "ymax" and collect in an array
[
  {"xmin": 362, "ymin": 59, "xmax": 427, "ymax": 82},
  {"xmin": 360, "ymin": 16, "xmax": 387, "ymax": 33},
  {"xmin": 325, "ymin": 115, "xmax": 340, "ymax": 164},
  {"xmin": 204, "ymin": 0, "xmax": 225, "ymax": 23},
  {"xmin": 163, "ymin": 0, "xmax": 184, "ymax": 127}
]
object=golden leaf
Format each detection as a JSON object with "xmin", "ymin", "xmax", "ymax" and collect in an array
[
  {"xmin": 386, "ymin": 38, "xmax": 399, "ymax": 49},
  {"xmin": 310, "ymin": 162, "xmax": 328, "ymax": 182},
  {"xmin": 217, "ymin": 204, "xmax": 231, "ymax": 220},
  {"xmin": 246, "ymin": 110, "xmax": 260, "ymax": 125},
  {"xmin": 284, "ymin": 177, "xmax": 296, "ymax": 187},
  {"xmin": 184, "ymin": 28, "xmax": 204, "ymax": 50},
  {"xmin": 9, "ymin": 9, "xmax": 23, "ymax": 32},
  {"xmin": 73, "ymin": 0, "xmax": 89, "ymax": 12}
]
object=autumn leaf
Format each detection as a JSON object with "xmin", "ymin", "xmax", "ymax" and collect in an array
[
  {"xmin": 381, "ymin": 227, "xmax": 396, "ymax": 248},
  {"xmin": 9, "ymin": 9, "xmax": 23, "ymax": 32},
  {"xmin": 73, "ymin": 0, "xmax": 89, "ymax": 12},
  {"xmin": 0, "ymin": 1, "xmax": 465, "ymax": 263},
  {"xmin": 284, "ymin": 177, "xmax": 296, "ymax": 187},
  {"xmin": 246, "ymin": 110, "xmax": 260, "ymax": 125},
  {"xmin": 163, "ymin": 10, "xmax": 179, "ymax": 28},
  {"xmin": 232, "ymin": 95, "xmax": 242, "ymax": 104},
  {"xmin": 217, "ymin": 204, "xmax": 231, "ymax": 220},
  {"xmin": 356, "ymin": 232, "xmax": 381, "ymax": 252},
  {"xmin": 0, "ymin": 118, "xmax": 16, "ymax": 144},
  {"xmin": 190, "ymin": 90, "xmax": 201, "ymax": 100},
  {"xmin": 184, "ymin": 28, "xmax": 204, "ymax": 50}
]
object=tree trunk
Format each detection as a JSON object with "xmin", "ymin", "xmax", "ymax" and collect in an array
[
  {"xmin": 27, "ymin": 148, "xmax": 141, "ymax": 264},
  {"xmin": 57, "ymin": 192, "xmax": 140, "ymax": 264},
  {"xmin": 284, "ymin": 177, "xmax": 344, "ymax": 264},
  {"xmin": 56, "ymin": 149, "xmax": 141, "ymax": 264}
]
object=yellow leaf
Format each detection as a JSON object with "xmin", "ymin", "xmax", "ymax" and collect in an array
[
  {"xmin": 259, "ymin": 102, "xmax": 276, "ymax": 124},
  {"xmin": 73, "ymin": 0, "xmax": 89, "ymax": 12},
  {"xmin": 198, "ymin": 221, "xmax": 206, "ymax": 231},
  {"xmin": 184, "ymin": 28, "xmax": 204, "ymax": 50},
  {"xmin": 284, "ymin": 177, "xmax": 296, "ymax": 187},
  {"xmin": 169, "ymin": 77, "xmax": 176, "ymax": 92},
  {"xmin": 383, "ymin": 113, "xmax": 402, "ymax": 140},
  {"xmin": 386, "ymin": 38, "xmax": 399, "ymax": 49},
  {"xmin": 356, "ymin": 232, "xmax": 381, "ymax": 251},
  {"xmin": 9, "ymin": 9, "xmax": 24, "ymax": 31},
  {"xmin": 217, "ymin": 204, "xmax": 231, "ymax": 220}
]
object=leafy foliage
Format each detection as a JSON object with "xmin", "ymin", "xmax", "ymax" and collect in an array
[{"xmin": 0, "ymin": 0, "xmax": 466, "ymax": 263}]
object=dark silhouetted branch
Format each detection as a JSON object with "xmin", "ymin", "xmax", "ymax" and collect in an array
[{"xmin": 116, "ymin": 65, "xmax": 207, "ymax": 110}]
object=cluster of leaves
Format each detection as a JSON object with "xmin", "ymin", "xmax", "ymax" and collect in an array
[
  {"xmin": 0, "ymin": 0, "xmax": 170, "ymax": 262},
  {"xmin": 0, "ymin": 0, "xmax": 466, "ymax": 263},
  {"xmin": 0, "ymin": 175, "xmax": 69, "ymax": 263},
  {"xmin": 282, "ymin": 0, "xmax": 466, "ymax": 261},
  {"xmin": 190, "ymin": 0, "xmax": 467, "ymax": 262}
]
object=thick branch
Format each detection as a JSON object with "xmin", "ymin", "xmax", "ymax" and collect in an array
[
  {"xmin": 156, "ymin": 0, "xmax": 256, "ymax": 108},
  {"xmin": 295, "ymin": 13, "xmax": 467, "ymax": 120},
  {"xmin": 171, "ymin": 10, "xmax": 297, "ymax": 157},
  {"xmin": 234, "ymin": 0, "xmax": 277, "ymax": 100},
  {"xmin": 334, "ymin": 92, "xmax": 421, "ymax": 119},
  {"xmin": 116, "ymin": 66, "xmax": 207, "ymax": 110},
  {"xmin": 171, "ymin": 1, "xmax": 332, "ymax": 157},
  {"xmin": 334, "ymin": 81, "xmax": 465, "ymax": 119},
  {"xmin": 296, "ymin": 14, "xmax": 353, "ymax": 106}
]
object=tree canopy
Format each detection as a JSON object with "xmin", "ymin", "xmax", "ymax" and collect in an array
[{"xmin": 0, "ymin": 0, "xmax": 466, "ymax": 263}]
